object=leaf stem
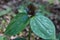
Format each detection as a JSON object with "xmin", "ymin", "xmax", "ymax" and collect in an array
[{"xmin": 28, "ymin": 27, "xmax": 31, "ymax": 40}]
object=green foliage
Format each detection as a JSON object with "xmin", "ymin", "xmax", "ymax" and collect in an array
[
  {"xmin": 4, "ymin": 13, "xmax": 29, "ymax": 36},
  {"xmin": 18, "ymin": 5, "xmax": 27, "ymax": 14},
  {"xmin": 0, "ymin": 36, "xmax": 4, "ymax": 40},
  {"xmin": 35, "ymin": 4, "xmax": 50, "ymax": 15},
  {"xmin": 30, "ymin": 14, "xmax": 56, "ymax": 39},
  {"xmin": 48, "ymin": 0, "xmax": 54, "ymax": 4},
  {"xmin": 0, "ymin": 2, "xmax": 56, "ymax": 40},
  {"xmin": 56, "ymin": 33, "xmax": 60, "ymax": 40},
  {"xmin": 0, "ymin": 7, "xmax": 11, "ymax": 16},
  {"xmin": 0, "ymin": 36, "xmax": 7, "ymax": 40}
]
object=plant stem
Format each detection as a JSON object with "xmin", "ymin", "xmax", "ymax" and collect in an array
[{"xmin": 28, "ymin": 27, "xmax": 31, "ymax": 40}]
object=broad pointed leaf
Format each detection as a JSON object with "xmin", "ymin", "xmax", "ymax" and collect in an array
[
  {"xmin": 4, "ymin": 13, "xmax": 29, "ymax": 36},
  {"xmin": 30, "ymin": 14, "xmax": 56, "ymax": 39}
]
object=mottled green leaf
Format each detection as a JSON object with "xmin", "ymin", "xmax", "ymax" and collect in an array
[
  {"xmin": 4, "ymin": 13, "xmax": 29, "ymax": 36},
  {"xmin": 30, "ymin": 14, "xmax": 56, "ymax": 39}
]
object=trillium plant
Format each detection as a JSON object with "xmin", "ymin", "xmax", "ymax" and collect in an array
[{"xmin": 0, "ymin": 3, "xmax": 57, "ymax": 40}]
